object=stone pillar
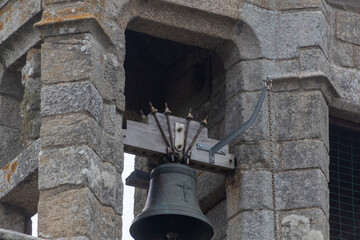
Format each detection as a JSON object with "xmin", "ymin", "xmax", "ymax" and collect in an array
[
  {"xmin": 20, "ymin": 48, "xmax": 42, "ymax": 147},
  {"xmin": 0, "ymin": 65, "xmax": 23, "ymax": 169},
  {"xmin": 0, "ymin": 64, "xmax": 28, "ymax": 233},
  {"xmin": 35, "ymin": 1, "xmax": 125, "ymax": 239},
  {"xmin": 225, "ymin": 75, "xmax": 329, "ymax": 239}
]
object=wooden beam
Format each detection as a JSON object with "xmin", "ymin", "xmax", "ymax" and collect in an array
[
  {"xmin": 125, "ymin": 169, "xmax": 150, "ymax": 189},
  {"xmin": 123, "ymin": 114, "xmax": 235, "ymax": 173}
]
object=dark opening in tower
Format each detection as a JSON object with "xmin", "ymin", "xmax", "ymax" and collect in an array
[{"xmin": 123, "ymin": 29, "xmax": 226, "ymax": 139}]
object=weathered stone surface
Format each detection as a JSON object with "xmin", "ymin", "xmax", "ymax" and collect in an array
[
  {"xmin": 99, "ymin": 133, "xmax": 124, "ymax": 173},
  {"xmin": 275, "ymin": 169, "xmax": 329, "ymax": 215},
  {"xmin": 54, "ymin": 237, "xmax": 89, "ymax": 240},
  {"xmin": 103, "ymin": 103, "xmax": 117, "ymax": 135},
  {"xmin": 215, "ymin": 22, "xmax": 262, "ymax": 68},
  {"xmin": 41, "ymin": 113, "xmax": 124, "ymax": 172},
  {"xmin": 240, "ymin": 4, "xmax": 330, "ymax": 59},
  {"xmin": 281, "ymin": 208, "xmax": 329, "ymax": 240},
  {"xmin": 227, "ymin": 210, "xmax": 275, "ymax": 240},
  {"xmin": 299, "ymin": 48, "xmax": 329, "ymax": 74},
  {"xmin": 99, "ymin": 50, "xmax": 126, "ymax": 103},
  {"xmin": 41, "ymin": 81, "xmax": 103, "ymax": 124},
  {"xmin": 159, "ymin": 0, "xmax": 240, "ymax": 19},
  {"xmin": 232, "ymin": 141, "xmax": 280, "ymax": 171},
  {"xmin": 226, "ymin": 59, "xmax": 299, "ymax": 99},
  {"xmin": 38, "ymin": 187, "xmax": 121, "ymax": 239},
  {"xmin": 329, "ymin": 66, "xmax": 360, "ymax": 103},
  {"xmin": 0, "ymin": 140, "xmax": 39, "ymax": 216},
  {"xmin": 39, "ymin": 146, "xmax": 123, "ymax": 214},
  {"xmin": 197, "ymin": 171, "xmax": 225, "ymax": 213},
  {"xmin": 134, "ymin": 187, "xmax": 147, "ymax": 217},
  {"xmin": 0, "ymin": 126, "xmax": 23, "ymax": 169},
  {"xmin": 41, "ymin": 34, "xmax": 93, "ymax": 84},
  {"xmin": 0, "ymin": 228, "xmax": 42, "ymax": 240},
  {"xmin": 330, "ymin": 97, "xmax": 360, "ymax": 124},
  {"xmin": 0, "ymin": 15, "xmax": 41, "ymax": 69},
  {"xmin": 336, "ymin": 11, "xmax": 360, "ymax": 45},
  {"xmin": 226, "ymin": 171, "xmax": 272, "ymax": 218},
  {"xmin": 21, "ymin": 48, "xmax": 42, "ymax": 145},
  {"xmin": 0, "ymin": 66, "xmax": 23, "ymax": 99},
  {"xmin": 128, "ymin": 1, "xmax": 236, "ymax": 49},
  {"xmin": 22, "ymin": 48, "xmax": 41, "ymax": 86},
  {"xmin": 281, "ymin": 140, "xmax": 329, "ymax": 180},
  {"xmin": 41, "ymin": 33, "xmax": 124, "ymax": 103},
  {"xmin": 205, "ymin": 200, "xmax": 227, "ymax": 240},
  {"xmin": 0, "ymin": 95, "xmax": 21, "ymax": 129},
  {"xmin": 0, "ymin": 0, "xmax": 41, "ymax": 44},
  {"xmin": 225, "ymin": 91, "xmax": 269, "ymax": 144},
  {"xmin": 41, "ymin": 113, "xmax": 101, "ymax": 149},
  {"xmin": 0, "ymin": 204, "xmax": 26, "ymax": 233},
  {"xmin": 332, "ymin": 40, "xmax": 360, "ymax": 69},
  {"xmin": 273, "ymin": 91, "xmax": 329, "ymax": 147},
  {"xmin": 326, "ymin": 0, "xmax": 360, "ymax": 13},
  {"xmin": 244, "ymin": 0, "xmax": 321, "ymax": 10}
]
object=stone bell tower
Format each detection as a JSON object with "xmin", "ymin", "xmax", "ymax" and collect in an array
[{"xmin": 1, "ymin": 0, "xmax": 360, "ymax": 239}]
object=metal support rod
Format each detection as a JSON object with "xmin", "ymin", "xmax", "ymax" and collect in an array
[
  {"xmin": 164, "ymin": 103, "xmax": 175, "ymax": 152},
  {"xmin": 150, "ymin": 102, "xmax": 171, "ymax": 149},
  {"xmin": 209, "ymin": 77, "xmax": 272, "ymax": 163},
  {"xmin": 183, "ymin": 108, "xmax": 193, "ymax": 156},
  {"xmin": 185, "ymin": 117, "xmax": 207, "ymax": 156}
]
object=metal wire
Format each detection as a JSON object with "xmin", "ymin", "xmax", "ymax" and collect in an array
[{"xmin": 329, "ymin": 124, "xmax": 360, "ymax": 240}]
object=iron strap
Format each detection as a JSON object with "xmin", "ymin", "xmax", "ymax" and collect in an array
[{"xmin": 209, "ymin": 77, "xmax": 270, "ymax": 163}]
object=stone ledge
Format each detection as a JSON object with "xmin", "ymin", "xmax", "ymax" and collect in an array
[
  {"xmin": 0, "ymin": 0, "xmax": 41, "ymax": 44},
  {"xmin": 158, "ymin": 0, "xmax": 241, "ymax": 20},
  {"xmin": 0, "ymin": 228, "xmax": 42, "ymax": 240},
  {"xmin": 0, "ymin": 140, "xmax": 40, "ymax": 216},
  {"xmin": 326, "ymin": 0, "xmax": 360, "ymax": 14},
  {"xmin": 0, "ymin": 14, "xmax": 42, "ymax": 69}
]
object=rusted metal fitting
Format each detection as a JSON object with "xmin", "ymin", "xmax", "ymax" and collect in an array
[
  {"xmin": 186, "ymin": 108, "xmax": 193, "ymax": 120},
  {"xmin": 201, "ymin": 116, "xmax": 208, "ymax": 126},
  {"xmin": 164, "ymin": 102, "xmax": 172, "ymax": 115},
  {"xmin": 149, "ymin": 102, "xmax": 158, "ymax": 113},
  {"xmin": 140, "ymin": 109, "xmax": 146, "ymax": 119},
  {"xmin": 264, "ymin": 76, "xmax": 272, "ymax": 90}
]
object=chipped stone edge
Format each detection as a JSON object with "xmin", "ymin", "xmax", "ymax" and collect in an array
[
  {"xmin": 0, "ymin": 139, "xmax": 40, "ymax": 199},
  {"xmin": 0, "ymin": 228, "xmax": 43, "ymax": 240}
]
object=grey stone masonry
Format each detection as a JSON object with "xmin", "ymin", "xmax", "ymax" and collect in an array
[
  {"xmin": 0, "ymin": 228, "xmax": 42, "ymax": 240},
  {"xmin": 20, "ymin": 48, "xmax": 42, "ymax": 146},
  {"xmin": 35, "ymin": 1, "xmax": 125, "ymax": 238},
  {"xmin": 0, "ymin": 140, "xmax": 40, "ymax": 217},
  {"xmin": 1, "ymin": 0, "xmax": 360, "ymax": 239},
  {"xmin": 0, "ymin": 66, "xmax": 23, "ymax": 169}
]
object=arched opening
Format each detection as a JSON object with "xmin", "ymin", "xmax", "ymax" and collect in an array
[{"xmin": 122, "ymin": 28, "xmax": 228, "ymax": 239}]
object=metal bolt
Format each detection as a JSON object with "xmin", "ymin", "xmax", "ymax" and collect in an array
[{"xmin": 177, "ymin": 127, "xmax": 183, "ymax": 132}]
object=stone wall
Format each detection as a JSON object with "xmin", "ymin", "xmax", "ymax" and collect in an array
[{"xmin": 0, "ymin": 0, "xmax": 359, "ymax": 239}]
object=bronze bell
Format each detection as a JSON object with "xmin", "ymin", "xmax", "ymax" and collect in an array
[{"xmin": 130, "ymin": 163, "xmax": 214, "ymax": 240}]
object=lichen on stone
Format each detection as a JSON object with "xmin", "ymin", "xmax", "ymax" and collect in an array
[{"xmin": 20, "ymin": 81, "xmax": 41, "ymax": 146}]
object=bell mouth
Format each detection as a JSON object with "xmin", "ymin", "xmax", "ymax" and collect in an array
[
  {"xmin": 130, "ymin": 212, "xmax": 214, "ymax": 240},
  {"xmin": 130, "ymin": 163, "xmax": 214, "ymax": 240}
]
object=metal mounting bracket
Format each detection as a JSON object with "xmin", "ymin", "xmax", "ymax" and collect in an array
[
  {"xmin": 209, "ymin": 76, "xmax": 272, "ymax": 164},
  {"xmin": 196, "ymin": 143, "xmax": 226, "ymax": 155}
]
